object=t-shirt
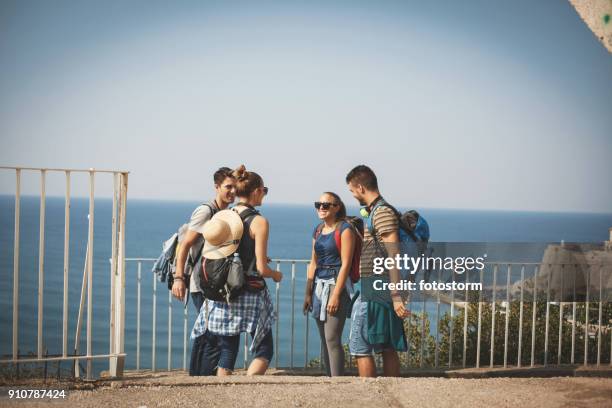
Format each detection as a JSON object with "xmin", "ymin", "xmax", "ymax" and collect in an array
[
  {"xmin": 187, "ymin": 201, "xmax": 218, "ymax": 293},
  {"xmin": 360, "ymin": 206, "xmax": 398, "ymax": 279},
  {"xmin": 312, "ymin": 221, "xmax": 351, "ymax": 279}
]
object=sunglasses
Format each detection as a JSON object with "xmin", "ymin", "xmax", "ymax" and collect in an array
[
  {"xmin": 262, "ymin": 186, "xmax": 269, "ymax": 196},
  {"xmin": 314, "ymin": 202, "xmax": 338, "ymax": 210}
]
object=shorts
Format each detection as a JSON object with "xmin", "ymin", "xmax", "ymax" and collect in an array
[
  {"xmin": 217, "ymin": 329, "xmax": 274, "ymax": 370},
  {"xmin": 189, "ymin": 329, "xmax": 220, "ymax": 376},
  {"xmin": 348, "ymin": 294, "xmax": 394, "ymax": 356}
]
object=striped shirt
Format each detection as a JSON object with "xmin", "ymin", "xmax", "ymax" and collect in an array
[{"xmin": 360, "ymin": 205, "xmax": 399, "ymax": 278}]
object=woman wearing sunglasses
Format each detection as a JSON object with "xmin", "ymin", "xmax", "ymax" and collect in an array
[{"xmin": 303, "ymin": 192, "xmax": 355, "ymax": 376}]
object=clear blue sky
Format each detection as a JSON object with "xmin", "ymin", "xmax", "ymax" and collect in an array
[{"xmin": 1, "ymin": 0, "xmax": 611, "ymax": 212}]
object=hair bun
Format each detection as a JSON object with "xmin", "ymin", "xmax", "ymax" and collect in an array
[{"xmin": 233, "ymin": 164, "xmax": 249, "ymax": 181}]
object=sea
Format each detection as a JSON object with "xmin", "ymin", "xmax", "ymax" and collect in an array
[{"xmin": 1, "ymin": 195, "xmax": 611, "ymax": 375}]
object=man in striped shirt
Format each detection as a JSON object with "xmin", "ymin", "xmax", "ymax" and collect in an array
[{"xmin": 346, "ymin": 165, "xmax": 409, "ymax": 377}]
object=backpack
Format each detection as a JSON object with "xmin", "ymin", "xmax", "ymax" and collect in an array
[
  {"xmin": 366, "ymin": 199, "xmax": 430, "ymax": 277},
  {"xmin": 151, "ymin": 202, "xmax": 217, "ymax": 293},
  {"xmin": 314, "ymin": 217, "xmax": 364, "ymax": 283},
  {"xmin": 200, "ymin": 207, "xmax": 261, "ymax": 303}
]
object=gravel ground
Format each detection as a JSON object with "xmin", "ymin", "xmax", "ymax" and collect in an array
[{"xmin": 3, "ymin": 375, "xmax": 612, "ymax": 408}]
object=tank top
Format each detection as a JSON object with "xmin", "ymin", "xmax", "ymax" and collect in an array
[
  {"xmin": 235, "ymin": 204, "xmax": 266, "ymax": 291},
  {"xmin": 313, "ymin": 220, "xmax": 351, "ymax": 279}
]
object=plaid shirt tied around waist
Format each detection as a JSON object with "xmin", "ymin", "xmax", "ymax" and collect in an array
[{"xmin": 191, "ymin": 288, "xmax": 276, "ymax": 352}]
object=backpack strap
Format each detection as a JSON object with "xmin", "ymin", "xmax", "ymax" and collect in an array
[
  {"xmin": 202, "ymin": 201, "xmax": 220, "ymax": 216},
  {"xmin": 237, "ymin": 207, "xmax": 259, "ymax": 222},
  {"xmin": 315, "ymin": 221, "xmax": 344, "ymax": 255},
  {"xmin": 367, "ymin": 201, "xmax": 387, "ymax": 257},
  {"xmin": 235, "ymin": 207, "xmax": 260, "ymax": 272},
  {"xmin": 366, "ymin": 199, "xmax": 385, "ymax": 238},
  {"xmin": 334, "ymin": 227, "xmax": 342, "ymax": 253},
  {"xmin": 369, "ymin": 200, "xmax": 419, "ymax": 243}
]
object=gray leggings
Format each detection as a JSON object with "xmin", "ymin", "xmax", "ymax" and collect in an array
[{"xmin": 315, "ymin": 290, "xmax": 350, "ymax": 376}]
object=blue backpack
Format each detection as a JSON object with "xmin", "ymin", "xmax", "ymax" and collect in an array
[{"xmin": 366, "ymin": 199, "xmax": 430, "ymax": 263}]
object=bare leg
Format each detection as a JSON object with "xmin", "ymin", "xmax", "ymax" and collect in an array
[
  {"xmin": 355, "ymin": 356, "xmax": 376, "ymax": 377},
  {"xmin": 217, "ymin": 367, "xmax": 232, "ymax": 376},
  {"xmin": 247, "ymin": 357, "xmax": 269, "ymax": 375},
  {"xmin": 382, "ymin": 349, "xmax": 400, "ymax": 377}
]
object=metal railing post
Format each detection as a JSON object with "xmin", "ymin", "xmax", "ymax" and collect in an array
[
  {"xmin": 608, "ymin": 269, "xmax": 611, "ymax": 367},
  {"xmin": 275, "ymin": 262, "xmax": 280, "ymax": 369},
  {"xmin": 110, "ymin": 172, "xmax": 127, "ymax": 377},
  {"xmin": 406, "ymin": 300, "xmax": 411, "ymax": 369},
  {"xmin": 152, "ymin": 270, "xmax": 157, "ymax": 372},
  {"xmin": 168, "ymin": 290, "xmax": 172, "ymax": 370},
  {"xmin": 12, "ymin": 169, "xmax": 21, "ymax": 361},
  {"xmin": 448, "ymin": 270, "xmax": 455, "ymax": 368},
  {"xmin": 183, "ymin": 305, "xmax": 188, "ymax": 371},
  {"xmin": 137, "ymin": 262, "xmax": 142, "ymax": 370},
  {"xmin": 38, "ymin": 170, "xmax": 47, "ymax": 360},
  {"xmin": 290, "ymin": 262, "xmax": 296, "ymax": 369},
  {"xmin": 435, "ymin": 268, "xmax": 440, "ymax": 368},
  {"xmin": 304, "ymin": 263, "xmax": 310, "ymax": 369},
  {"xmin": 490, "ymin": 264, "xmax": 497, "ymax": 368},
  {"xmin": 419, "ymin": 262, "xmax": 428, "ymax": 367},
  {"xmin": 571, "ymin": 264, "xmax": 577, "ymax": 365},
  {"xmin": 558, "ymin": 265, "xmax": 565, "ymax": 365},
  {"xmin": 86, "ymin": 170, "xmax": 94, "ymax": 380},
  {"xmin": 517, "ymin": 265, "xmax": 524, "ymax": 367},
  {"xmin": 476, "ymin": 267, "xmax": 483, "ymax": 368},
  {"xmin": 109, "ymin": 173, "xmax": 118, "ymax": 372},
  {"xmin": 531, "ymin": 266, "xmax": 538, "ymax": 367},
  {"xmin": 62, "ymin": 171, "xmax": 71, "ymax": 359},
  {"xmin": 73, "ymin": 243, "xmax": 89, "ymax": 378},
  {"xmin": 421, "ymin": 282, "xmax": 426, "ymax": 368},
  {"xmin": 504, "ymin": 264, "xmax": 510, "ymax": 368},
  {"xmin": 544, "ymin": 266, "xmax": 551, "ymax": 366},
  {"xmin": 598, "ymin": 264, "xmax": 603, "ymax": 366},
  {"xmin": 584, "ymin": 265, "xmax": 590, "ymax": 366},
  {"xmin": 462, "ymin": 269, "xmax": 468, "ymax": 368}
]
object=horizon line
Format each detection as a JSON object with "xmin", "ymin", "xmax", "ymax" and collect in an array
[{"xmin": 1, "ymin": 193, "xmax": 611, "ymax": 216}]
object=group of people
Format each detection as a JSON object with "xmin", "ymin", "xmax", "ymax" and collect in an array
[{"xmin": 171, "ymin": 164, "xmax": 409, "ymax": 377}]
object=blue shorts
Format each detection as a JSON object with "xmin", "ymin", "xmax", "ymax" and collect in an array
[
  {"xmin": 348, "ymin": 294, "xmax": 394, "ymax": 356},
  {"xmin": 189, "ymin": 329, "xmax": 220, "ymax": 376},
  {"xmin": 217, "ymin": 329, "xmax": 274, "ymax": 370}
]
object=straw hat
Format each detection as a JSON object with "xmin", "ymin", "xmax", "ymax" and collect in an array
[{"xmin": 201, "ymin": 209, "xmax": 244, "ymax": 259}]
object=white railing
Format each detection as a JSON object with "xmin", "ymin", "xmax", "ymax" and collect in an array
[
  {"xmin": 0, "ymin": 166, "xmax": 129, "ymax": 380},
  {"xmin": 127, "ymin": 257, "xmax": 313, "ymax": 372},
  {"xmin": 1, "ymin": 166, "xmax": 610, "ymax": 378},
  {"xmin": 128, "ymin": 258, "xmax": 611, "ymax": 373}
]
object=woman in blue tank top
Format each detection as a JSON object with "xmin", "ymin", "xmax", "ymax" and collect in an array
[{"xmin": 303, "ymin": 192, "xmax": 355, "ymax": 376}]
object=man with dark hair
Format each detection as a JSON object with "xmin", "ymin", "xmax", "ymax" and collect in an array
[
  {"xmin": 172, "ymin": 166, "xmax": 236, "ymax": 376},
  {"xmin": 346, "ymin": 164, "xmax": 409, "ymax": 377},
  {"xmin": 345, "ymin": 164, "xmax": 379, "ymax": 191}
]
